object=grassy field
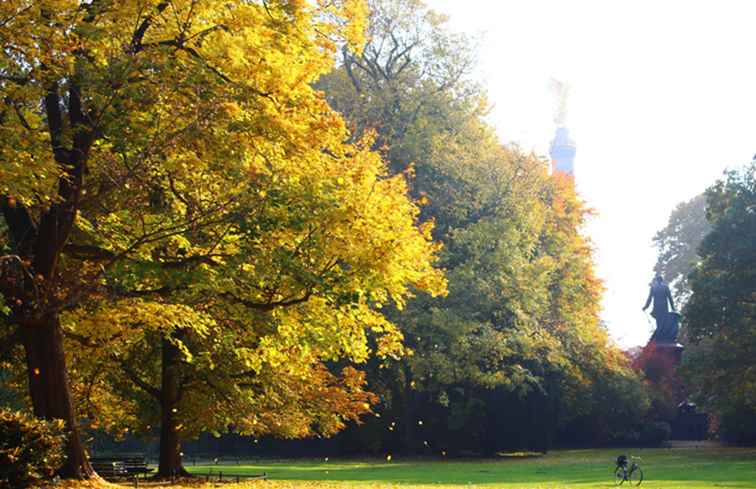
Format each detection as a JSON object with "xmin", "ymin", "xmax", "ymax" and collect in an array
[{"xmin": 183, "ymin": 446, "xmax": 756, "ymax": 488}]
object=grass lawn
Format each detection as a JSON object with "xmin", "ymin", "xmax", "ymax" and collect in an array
[{"xmin": 183, "ymin": 445, "xmax": 756, "ymax": 488}]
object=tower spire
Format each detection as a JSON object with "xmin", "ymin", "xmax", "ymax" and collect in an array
[{"xmin": 549, "ymin": 79, "xmax": 576, "ymax": 177}]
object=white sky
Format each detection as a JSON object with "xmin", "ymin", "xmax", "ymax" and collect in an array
[{"xmin": 425, "ymin": 0, "xmax": 756, "ymax": 347}]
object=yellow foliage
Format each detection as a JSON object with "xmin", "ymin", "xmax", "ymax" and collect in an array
[{"xmin": 0, "ymin": 0, "xmax": 444, "ymax": 444}]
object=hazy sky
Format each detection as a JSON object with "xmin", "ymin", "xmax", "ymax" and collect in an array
[{"xmin": 425, "ymin": 0, "xmax": 756, "ymax": 347}]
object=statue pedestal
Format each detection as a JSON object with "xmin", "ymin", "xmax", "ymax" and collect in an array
[
  {"xmin": 650, "ymin": 341, "xmax": 684, "ymax": 366},
  {"xmin": 633, "ymin": 340, "xmax": 687, "ymax": 408},
  {"xmin": 635, "ymin": 340, "xmax": 684, "ymax": 385}
]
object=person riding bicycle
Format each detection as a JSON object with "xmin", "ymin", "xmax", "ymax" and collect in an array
[{"xmin": 616, "ymin": 455, "xmax": 628, "ymax": 468}]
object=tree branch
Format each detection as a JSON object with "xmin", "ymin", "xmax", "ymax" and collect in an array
[
  {"xmin": 131, "ymin": 2, "xmax": 170, "ymax": 53},
  {"xmin": 157, "ymin": 253, "xmax": 226, "ymax": 269},
  {"xmin": 63, "ymin": 329, "xmax": 125, "ymax": 350},
  {"xmin": 1, "ymin": 197, "xmax": 36, "ymax": 254},
  {"xmin": 44, "ymin": 82, "xmax": 68, "ymax": 163},
  {"xmin": 220, "ymin": 290, "xmax": 313, "ymax": 311},
  {"xmin": 342, "ymin": 48, "xmax": 362, "ymax": 93},
  {"xmin": 63, "ymin": 244, "xmax": 116, "ymax": 261},
  {"xmin": 0, "ymin": 75, "xmax": 29, "ymax": 86},
  {"xmin": 118, "ymin": 359, "xmax": 161, "ymax": 400}
]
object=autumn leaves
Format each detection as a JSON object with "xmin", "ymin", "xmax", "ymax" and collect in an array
[{"xmin": 1, "ymin": 0, "xmax": 443, "ymax": 478}]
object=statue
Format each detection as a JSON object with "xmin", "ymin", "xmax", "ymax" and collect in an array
[{"xmin": 643, "ymin": 274, "xmax": 679, "ymax": 343}]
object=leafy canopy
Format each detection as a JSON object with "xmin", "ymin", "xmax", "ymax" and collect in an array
[
  {"xmin": 1, "ymin": 0, "xmax": 445, "ymax": 448},
  {"xmin": 313, "ymin": 0, "xmax": 645, "ymax": 452},
  {"xmin": 682, "ymin": 162, "xmax": 756, "ymax": 441}
]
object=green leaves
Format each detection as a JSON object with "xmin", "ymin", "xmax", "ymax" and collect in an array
[
  {"xmin": 653, "ymin": 193, "xmax": 711, "ymax": 304},
  {"xmin": 314, "ymin": 0, "xmax": 642, "ymax": 452},
  {"xmin": 682, "ymin": 162, "xmax": 756, "ymax": 440}
]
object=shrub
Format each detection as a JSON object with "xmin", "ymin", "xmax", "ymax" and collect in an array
[
  {"xmin": 719, "ymin": 404, "xmax": 756, "ymax": 444},
  {"xmin": 640, "ymin": 420, "xmax": 671, "ymax": 446},
  {"xmin": 0, "ymin": 408, "xmax": 66, "ymax": 489}
]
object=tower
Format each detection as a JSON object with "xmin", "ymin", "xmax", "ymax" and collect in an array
[
  {"xmin": 548, "ymin": 78, "xmax": 576, "ymax": 177},
  {"xmin": 549, "ymin": 126, "xmax": 576, "ymax": 176}
]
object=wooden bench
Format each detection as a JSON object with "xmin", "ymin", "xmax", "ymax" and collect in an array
[
  {"xmin": 90, "ymin": 456, "xmax": 153, "ymax": 479},
  {"xmin": 89, "ymin": 459, "xmax": 128, "ymax": 479},
  {"xmin": 122, "ymin": 456, "xmax": 154, "ymax": 477}
]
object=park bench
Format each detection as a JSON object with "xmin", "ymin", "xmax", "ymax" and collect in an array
[
  {"xmin": 121, "ymin": 456, "xmax": 154, "ymax": 477},
  {"xmin": 90, "ymin": 455, "xmax": 153, "ymax": 479},
  {"xmin": 89, "ymin": 459, "xmax": 128, "ymax": 479}
]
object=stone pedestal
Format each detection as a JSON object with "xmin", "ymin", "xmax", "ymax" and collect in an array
[
  {"xmin": 651, "ymin": 341, "xmax": 685, "ymax": 366},
  {"xmin": 635, "ymin": 340, "xmax": 685, "ymax": 394},
  {"xmin": 633, "ymin": 315, "xmax": 709, "ymax": 440}
]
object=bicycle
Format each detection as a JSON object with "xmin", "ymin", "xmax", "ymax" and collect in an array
[{"xmin": 614, "ymin": 455, "xmax": 643, "ymax": 486}]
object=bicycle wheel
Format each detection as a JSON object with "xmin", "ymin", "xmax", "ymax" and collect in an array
[
  {"xmin": 629, "ymin": 466, "xmax": 643, "ymax": 486},
  {"xmin": 614, "ymin": 467, "xmax": 625, "ymax": 485}
]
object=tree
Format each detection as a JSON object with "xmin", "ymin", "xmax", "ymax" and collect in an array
[
  {"xmin": 315, "ymin": 0, "xmax": 644, "ymax": 453},
  {"xmin": 682, "ymin": 162, "xmax": 756, "ymax": 442},
  {"xmin": 318, "ymin": 0, "xmax": 476, "ymax": 173},
  {"xmin": 66, "ymin": 305, "xmax": 381, "ymax": 476},
  {"xmin": 61, "ymin": 140, "xmax": 445, "ymax": 475},
  {"xmin": 1, "ymin": 0, "xmax": 445, "ymax": 478},
  {"xmin": 653, "ymin": 193, "xmax": 710, "ymax": 304}
]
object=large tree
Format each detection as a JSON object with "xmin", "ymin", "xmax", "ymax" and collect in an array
[
  {"xmin": 316, "ymin": 0, "xmax": 645, "ymax": 453},
  {"xmin": 682, "ymin": 162, "xmax": 756, "ymax": 442},
  {"xmin": 59, "ymin": 140, "xmax": 445, "ymax": 476},
  {"xmin": 318, "ymin": 0, "xmax": 476, "ymax": 176},
  {"xmin": 0, "ymin": 0, "xmax": 444, "ymax": 478}
]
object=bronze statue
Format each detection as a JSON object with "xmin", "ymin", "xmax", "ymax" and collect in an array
[{"xmin": 643, "ymin": 274, "xmax": 679, "ymax": 343}]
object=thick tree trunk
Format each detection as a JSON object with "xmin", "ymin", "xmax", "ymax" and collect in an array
[
  {"xmin": 1, "ymin": 72, "xmax": 95, "ymax": 482},
  {"xmin": 21, "ymin": 314, "xmax": 94, "ymax": 479},
  {"xmin": 157, "ymin": 336, "xmax": 189, "ymax": 478}
]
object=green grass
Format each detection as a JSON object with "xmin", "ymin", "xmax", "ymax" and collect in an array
[{"xmin": 187, "ymin": 446, "xmax": 756, "ymax": 488}]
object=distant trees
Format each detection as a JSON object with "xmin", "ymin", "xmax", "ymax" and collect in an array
[
  {"xmin": 317, "ymin": 0, "xmax": 647, "ymax": 453},
  {"xmin": 653, "ymin": 194, "xmax": 710, "ymax": 305},
  {"xmin": 652, "ymin": 162, "xmax": 756, "ymax": 442},
  {"xmin": 681, "ymin": 163, "xmax": 756, "ymax": 442}
]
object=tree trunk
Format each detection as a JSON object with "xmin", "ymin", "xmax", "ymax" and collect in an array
[
  {"xmin": 399, "ymin": 367, "xmax": 417, "ymax": 453},
  {"xmin": 157, "ymin": 336, "xmax": 189, "ymax": 478},
  {"xmin": 1, "ymin": 72, "xmax": 95, "ymax": 482},
  {"xmin": 21, "ymin": 314, "xmax": 94, "ymax": 479}
]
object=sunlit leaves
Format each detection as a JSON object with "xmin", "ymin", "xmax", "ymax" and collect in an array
[
  {"xmin": 315, "ymin": 0, "xmax": 643, "ymax": 450},
  {"xmin": 1, "ymin": 0, "xmax": 445, "ymax": 457}
]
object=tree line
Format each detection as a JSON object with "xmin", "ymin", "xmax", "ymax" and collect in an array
[
  {"xmin": 654, "ymin": 162, "xmax": 756, "ymax": 443},
  {"xmin": 1, "ymin": 0, "xmax": 667, "ymax": 481},
  {"xmin": 308, "ymin": 0, "xmax": 649, "ymax": 455}
]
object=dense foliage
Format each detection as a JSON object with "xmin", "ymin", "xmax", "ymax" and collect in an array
[
  {"xmin": 314, "ymin": 0, "xmax": 648, "ymax": 453},
  {"xmin": 0, "ymin": 408, "xmax": 66, "ymax": 489},
  {"xmin": 4, "ymin": 0, "xmax": 718, "ymax": 476},
  {"xmin": 0, "ymin": 0, "xmax": 443, "ymax": 478},
  {"xmin": 682, "ymin": 163, "xmax": 756, "ymax": 443}
]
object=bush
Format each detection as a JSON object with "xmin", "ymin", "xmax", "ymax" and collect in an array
[
  {"xmin": 0, "ymin": 408, "xmax": 66, "ymax": 489},
  {"xmin": 640, "ymin": 421, "xmax": 671, "ymax": 446},
  {"xmin": 719, "ymin": 404, "xmax": 756, "ymax": 444}
]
